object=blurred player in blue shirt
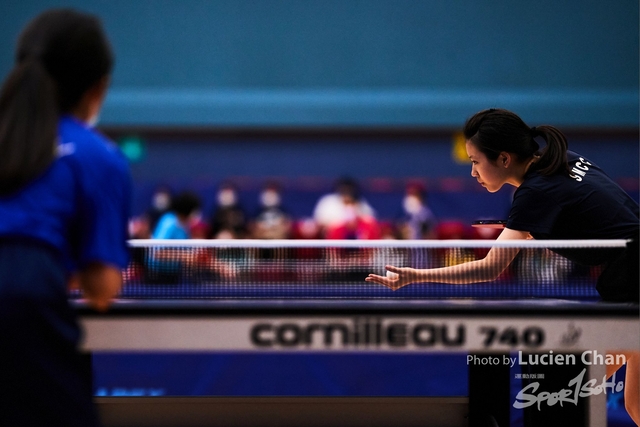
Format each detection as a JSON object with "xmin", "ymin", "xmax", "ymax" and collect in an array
[{"xmin": 0, "ymin": 9, "xmax": 131, "ymax": 426}]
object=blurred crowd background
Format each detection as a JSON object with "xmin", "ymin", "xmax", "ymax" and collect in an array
[{"xmin": 130, "ymin": 176, "xmax": 503, "ymax": 241}]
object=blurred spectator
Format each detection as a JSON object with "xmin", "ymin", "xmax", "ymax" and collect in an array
[
  {"xmin": 291, "ymin": 218, "xmax": 322, "ymax": 239},
  {"xmin": 313, "ymin": 177, "xmax": 376, "ymax": 237},
  {"xmin": 433, "ymin": 220, "xmax": 477, "ymax": 269},
  {"xmin": 434, "ymin": 220, "xmax": 469, "ymax": 240},
  {"xmin": 127, "ymin": 185, "xmax": 173, "ymax": 239},
  {"xmin": 146, "ymin": 185, "xmax": 173, "ymax": 233},
  {"xmin": 322, "ymin": 183, "xmax": 381, "ymax": 240},
  {"xmin": 145, "ymin": 191, "xmax": 202, "ymax": 284},
  {"xmin": 152, "ymin": 191, "xmax": 201, "ymax": 239},
  {"xmin": 251, "ymin": 182, "xmax": 292, "ymax": 239},
  {"xmin": 398, "ymin": 182, "xmax": 437, "ymax": 239},
  {"xmin": 129, "ymin": 216, "xmax": 152, "ymax": 239},
  {"xmin": 208, "ymin": 182, "xmax": 248, "ymax": 239},
  {"xmin": 189, "ymin": 218, "xmax": 210, "ymax": 239},
  {"xmin": 380, "ymin": 221, "xmax": 400, "ymax": 240}
]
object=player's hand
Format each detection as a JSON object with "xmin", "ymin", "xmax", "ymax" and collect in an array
[{"xmin": 365, "ymin": 265, "xmax": 414, "ymax": 291}]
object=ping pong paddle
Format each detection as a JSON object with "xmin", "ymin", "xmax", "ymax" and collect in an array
[{"xmin": 471, "ymin": 220, "xmax": 507, "ymax": 229}]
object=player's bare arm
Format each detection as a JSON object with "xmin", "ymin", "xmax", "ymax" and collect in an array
[{"xmin": 366, "ymin": 228, "xmax": 529, "ymax": 290}]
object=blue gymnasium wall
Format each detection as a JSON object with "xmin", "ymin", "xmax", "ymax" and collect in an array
[
  {"xmin": 1, "ymin": 0, "xmax": 638, "ymax": 128},
  {"xmin": 1, "ymin": 1, "xmax": 638, "ymax": 220}
]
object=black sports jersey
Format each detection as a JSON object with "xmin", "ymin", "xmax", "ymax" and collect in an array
[
  {"xmin": 508, "ymin": 151, "xmax": 638, "ymax": 242},
  {"xmin": 507, "ymin": 151, "xmax": 639, "ymax": 301}
]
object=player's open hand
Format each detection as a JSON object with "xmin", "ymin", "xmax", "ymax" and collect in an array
[{"xmin": 365, "ymin": 265, "xmax": 414, "ymax": 291}]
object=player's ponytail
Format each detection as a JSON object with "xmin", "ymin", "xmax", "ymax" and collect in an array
[
  {"xmin": 0, "ymin": 59, "xmax": 58, "ymax": 195},
  {"xmin": 530, "ymin": 125, "xmax": 569, "ymax": 176}
]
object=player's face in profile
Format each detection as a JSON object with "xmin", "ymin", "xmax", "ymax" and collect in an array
[{"xmin": 465, "ymin": 141, "xmax": 507, "ymax": 193}]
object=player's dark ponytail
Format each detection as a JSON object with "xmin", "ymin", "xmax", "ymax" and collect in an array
[
  {"xmin": 463, "ymin": 108, "xmax": 568, "ymax": 176},
  {"xmin": 530, "ymin": 125, "xmax": 569, "ymax": 176},
  {"xmin": 0, "ymin": 59, "xmax": 58, "ymax": 195},
  {"xmin": 0, "ymin": 9, "xmax": 113, "ymax": 196}
]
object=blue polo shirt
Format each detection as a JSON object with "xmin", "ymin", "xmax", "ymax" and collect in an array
[
  {"xmin": 0, "ymin": 115, "xmax": 131, "ymax": 273},
  {"xmin": 152, "ymin": 212, "xmax": 189, "ymax": 239}
]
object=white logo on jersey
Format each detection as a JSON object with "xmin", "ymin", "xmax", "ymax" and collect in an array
[
  {"xmin": 57, "ymin": 142, "xmax": 76, "ymax": 157},
  {"xmin": 569, "ymin": 157, "xmax": 591, "ymax": 182}
]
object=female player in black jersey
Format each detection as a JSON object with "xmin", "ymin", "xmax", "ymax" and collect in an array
[
  {"xmin": 366, "ymin": 108, "xmax": 639, "ymax": 424},
  {"xmin": 0, "ymin": 9, "xmax": 131, "ymax": 426}
]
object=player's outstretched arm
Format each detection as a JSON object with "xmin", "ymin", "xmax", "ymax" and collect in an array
[{"xmin": 366, "ymin": 228, "xmax": 530, "ymax": 291}]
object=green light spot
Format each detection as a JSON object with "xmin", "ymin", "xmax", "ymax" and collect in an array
[{"xmin": 118, "ymin": 136, "xmax": 145, "ymax": 162}]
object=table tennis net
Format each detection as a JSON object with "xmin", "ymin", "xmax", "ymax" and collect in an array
[{"xmin": 110, "ymin": 239, "xmax": 630, "ymax": 299}]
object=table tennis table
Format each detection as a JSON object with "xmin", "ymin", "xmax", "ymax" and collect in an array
[{"xmin": 76, "ymin": 297, "xmax": 639, "ymax": 427}]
